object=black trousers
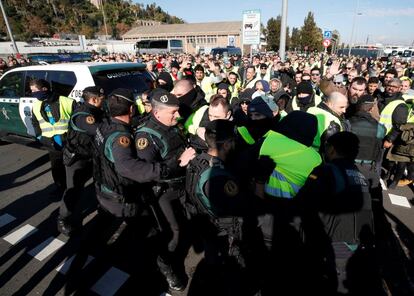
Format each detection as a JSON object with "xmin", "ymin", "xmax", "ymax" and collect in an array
[
  {"xmin": 392, "ymin": 161, "xmax": 414, "ymax": 182},
  {"xmin": 49, "ymin": 150, "xmax": 66, "ymax": 189},
  {"xmin": 59, "ymin": 159, "xmax": 92, "ymax": 221}
]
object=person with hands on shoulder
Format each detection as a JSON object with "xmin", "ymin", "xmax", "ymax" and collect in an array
[{"xmin": 134, "ymin": 89, "xmax": 195, "ymax": 291}]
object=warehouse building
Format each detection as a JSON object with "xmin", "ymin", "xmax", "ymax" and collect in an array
[{"xmin": 122, "ymin": 21, "xmax": 242, "ymax": 54}]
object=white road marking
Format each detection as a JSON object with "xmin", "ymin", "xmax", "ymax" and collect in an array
[
  {"xmin": 389, "ymin": 193, "xmax": 411, "ymax": 208},
  {"xmin": 91, "ymin": 267, "xmax": 130, "ymax": 296},
  {"xmin": 0, "ymin": 213, "xmax": 16, "ymax": 228},
  {"xmin": 380, "ymin": 179, "xmax": 387, "ymax": 191},
  {"xmin": 27, "ymin": 237, "xmax": 65, "ymax": 261},
  {"xmin": 3, "ymin": 224, "xmax": 37, "ymax": 245},
  {"xmin": 56, "ymin": 254, "xmax": 94, "ymax": 275}
]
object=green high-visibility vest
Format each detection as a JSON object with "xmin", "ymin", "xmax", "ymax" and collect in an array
[
  {"xmin": 307, "ymin": 106, "xmax": 342, "ymax": 149},
  {"xmin": 259, "ymin": 131, "xmax": 322, "ymax": 199},
  {"xmin": 32, "ymin": 96, "xmax": 73, "ymax": 138},
  {"xmin": 379, "ymin": 99, "xmax": 407, "ymax": 135},
  {"xmin": 185, "ymin": 105, "xmax": 209, "ymax": 135},
  {"xmin": 237, "ymin": 126, "xmax": 255, "ymax": 145},
  {"xmin": 136, "ymin": 98, "xmax": 146, "ymax": 115}
]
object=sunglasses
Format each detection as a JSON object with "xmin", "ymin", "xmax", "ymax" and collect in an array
[
  {"xmin": 311, "ymin": 73, "xmax": 320, "ymax": 76},
  {"xmin": 240, "ymin": 100, "xmax": 250, "ymax": 105},
  {"xmin": 346, "ymin": 67, "xmax": 352, "ymax": 70}
]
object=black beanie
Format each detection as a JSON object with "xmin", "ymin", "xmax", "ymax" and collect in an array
[{"xmin": 296, "ymin": 81, "xmax": 313, "ymax": 95}]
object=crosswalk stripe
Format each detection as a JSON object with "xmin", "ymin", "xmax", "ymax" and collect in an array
[
  {"xmin": 389, "ymin": 193, "xmax": 411, "ymax": 208},
  {"xmin": 0, "ymin": 213, "xmax": 16, "ymax": 228},
  {"xmin": 3, "ymin": 224, "xmax": 37, "ymax": 245},
  {"xmin": 91, "ymin": 267, "xmax": 130, "ymax": 296},
  {"xmin": 56, "ymin": 254, "xmax": 94, "ymax": 275},
  {"xmin": 27, "ymin": 237, "xmax": 65, "ymax": 261},
  {"xmin": 380, "ymin": 179, "xmax": 387, "ymax": 191}
]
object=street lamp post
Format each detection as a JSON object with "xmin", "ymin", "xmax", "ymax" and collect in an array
[
  {"xmin": 348, "ymin": 0, "xmax": 361, "ymax": 56},
  {"xmin": 279, "ymin": 0, "xmax": 288, "ymax": 61},
  {"xmin": 0, "ymin": 0, "xmax": 18, "ymax": 54}
]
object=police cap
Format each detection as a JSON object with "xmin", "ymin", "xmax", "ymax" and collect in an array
[
  {"xmin": 152, "ymin": 90, "xmax": 180, "ymax": 107},
  {"xmin": 357, "ymin": 94, "xmax": 376, "ymax": 106},
  {"xmin": 83, "ymin": 86, "xmax": 104, "ymax": 97},
  {"xmin": 205, "ymin": 119, "xmax": 237, "ymax": 143},
  {"xmin": 110, "ymin": 88, "xmax": 134, "ymax": 103}
]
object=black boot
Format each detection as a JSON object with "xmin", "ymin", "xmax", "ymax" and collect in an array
[
  {"xmin": 57, "ymin": 216, "xmax": 78, "ymax": 237},
  {"xmin": 157, "ymin": 256, "xmax": 187, "ymax": 291}
]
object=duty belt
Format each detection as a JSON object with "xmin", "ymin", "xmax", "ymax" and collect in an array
[{"xmin": 355, "ymin": 159, "xmax": 375, "ymax": 165}]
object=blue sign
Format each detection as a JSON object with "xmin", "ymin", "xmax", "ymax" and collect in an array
[{"xmin": 323, "ymin": 31, "xmax": 332, "ymax": 39}]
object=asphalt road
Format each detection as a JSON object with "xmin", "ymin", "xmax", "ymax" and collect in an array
[{"xmin": 0, "ymin": 143, "xmax": 413, "ymax": 295}]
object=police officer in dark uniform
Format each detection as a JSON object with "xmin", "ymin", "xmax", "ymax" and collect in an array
[
  {"xmin": 184, "ymin": 120, "xmax": 261, "ymax": 295},
  {"xmin": 57, "ymin": 86, "xmax": 106, "ymax": 236},
  {"xmin": 349, "ymin": 95, "xmax": 386, "ymax": 232},
  {"xmin": 295, "ymin": 132, "xmax": 376, "ymax": 295},
  {"xmin": 134, "ymin": 90, "xmax": 196, "ymax": 253},
  {"xmin": 134, "ymin": 90, "xmax": 196, "ymax": 291},
  {"xmin": 93, "ymin": 88, "xmax": 189, "ymax": 291}
]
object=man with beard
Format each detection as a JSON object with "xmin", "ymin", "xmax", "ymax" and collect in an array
[
  {"xmin": 31, "ymin": 79, "xmax": 76, "ymax": 193},
  {"xmin": 345, "ymin": 77, "xmax": 367, "ymax": 118},
  {"xmin": 288, "ymin": 81, "xmax": 321, "ymax": 112},
  {"xmin": 379, "ymin": 78, "xmax": 407, "ymax": 136},
  {"xmin": 236, "ymin": 94, "xmax": 280, "ymax": 150},
  {"xmin": 172, "ymin": 79, "xmax": 208, "ymax": 131},
  {"xmin": 307, "ymin": 91, "xmax": 350, "ymax": 151}
]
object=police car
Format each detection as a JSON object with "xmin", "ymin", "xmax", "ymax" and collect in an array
[{"xmin": 0, "ymin": 62, "xmax": 152, "ymax": 144}]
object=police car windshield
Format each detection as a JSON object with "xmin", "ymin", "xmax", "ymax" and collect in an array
[{"xmin": 92, "ymin": 68, "xmax": 152, "ymax": 96}]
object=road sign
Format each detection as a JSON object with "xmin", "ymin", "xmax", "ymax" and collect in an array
[
  {"xmin": 323, "ymin": 39, "xmax": 331, "ymax": 48},
  {"xmin": 323, "ymin": 30, "xmax": 332, "ymax": 39},
  {"xmin": 242, "ymin": 10, "xmax": 261, "ymax": 45}
]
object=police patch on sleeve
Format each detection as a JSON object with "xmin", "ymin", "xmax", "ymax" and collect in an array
[
  {"xmin": 118, "ymin": 136, "xmax": 130, "ymax": 148},
  {"xmin": 136, "ymin": 137, "xmax": 149, "ymax": 150},
  {"xmin": 224, "ymin": 180, "xmax": 239, "ymax": 197},
  {"xmin": 86, "ymin": 115, "xmax": 95, "ymax": 125}
]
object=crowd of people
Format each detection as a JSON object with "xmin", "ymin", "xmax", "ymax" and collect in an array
[{"xmin": 27, "ymin": 50, "xmax": 414, "ymax": 295}]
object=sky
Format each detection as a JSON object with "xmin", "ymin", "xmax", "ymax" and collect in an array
[{"xmin": 136, "ymin": 0, "xmax": 414, "ymax": 46}]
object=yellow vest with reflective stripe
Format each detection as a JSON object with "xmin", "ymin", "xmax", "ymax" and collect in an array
[
  {"xmin": 32, "ymin": 96, "xmax": 73, "ymax": 138},
  {"xmin": 185, "ymin": 105, "xmax": 209, "ymax": 135},
  {"xmin": 379, "ymin": 99, "xmax": 406, "ymax": 135},
  {"xmin": 259, "ymin": 131, "xmax": 322, "ymax": 198},
  {"xmin": 228, "ymin": 81, "xmax": 241, "ymax": 99},
  {"xmin": 307, "ymin": 106, "xmax": 342, "ymax": 149},
  {"xmin": 199, "ymin": 77, "xmax": 215, "ymax": 102}
]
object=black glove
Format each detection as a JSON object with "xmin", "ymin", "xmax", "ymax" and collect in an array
[{"xmin": 254, "ymin": 155, "xmax": 276, "ymax": 183}]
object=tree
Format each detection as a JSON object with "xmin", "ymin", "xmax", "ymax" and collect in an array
[
  {"xmin": 79, "ymin": 24, "xmax": 94, "ymax": 39},
  {"xmin": 266, "ymin": 16, "xmax": 289, "ymax": 51},
  {"xmin": 290, "ymin": 27, "xmax": 301, "ymax": 50},
  {"xmin": 26, "ymin": 15, "xmax": 49, "ymax": 38},
  {"xmin": 299, "ymin": 12, "xmax": 322, "ymax": 51},
  {"xmin": 266, "ymin": 16, "xmax": 281, "ymax": 51},
  {"xmin": 115, "ymin": 22, "xmax": 130, "ymax": 39}
]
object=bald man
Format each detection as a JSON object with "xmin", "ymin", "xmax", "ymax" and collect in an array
[
  {"xmin": 172, "ymin": 79, "xmax": 207, "ymax": 129},
  {"xmin": 307, "ymin": 91, "xmax": 351, "ymax": 151}
]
